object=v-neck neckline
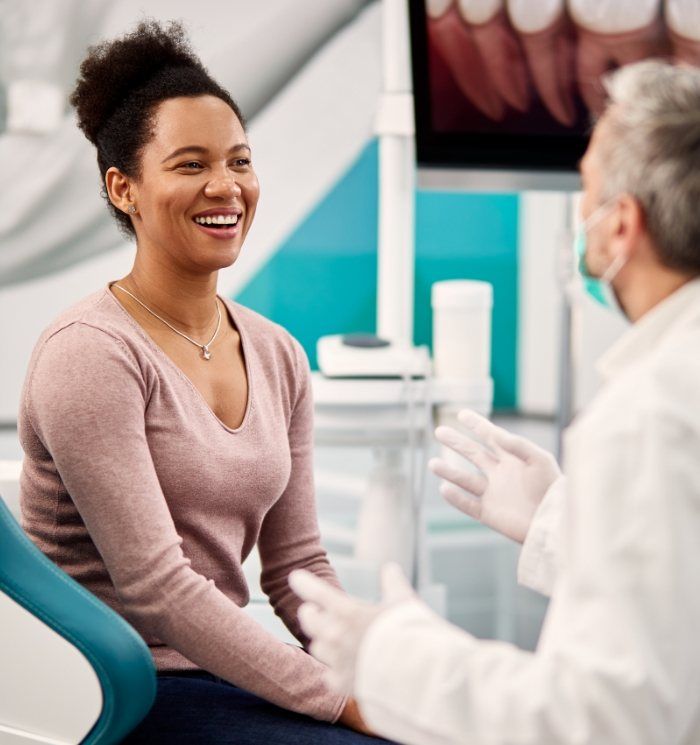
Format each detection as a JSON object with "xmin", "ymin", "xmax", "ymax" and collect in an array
[{"xmin": 104, "ymin": 284, "xmax": 253, "ymax": 433}]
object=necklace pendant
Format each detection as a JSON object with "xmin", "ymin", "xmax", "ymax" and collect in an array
[{"xmin": 202, "ymin": 346, "xmax": 212, "ymax": 361}]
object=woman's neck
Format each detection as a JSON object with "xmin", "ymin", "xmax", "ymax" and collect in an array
[{"xmin": 116, "ymin": 254, "xmax": 220, "ymax": 336}]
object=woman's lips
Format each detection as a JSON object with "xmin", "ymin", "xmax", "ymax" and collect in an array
[{"xmin": 192, "ymin": 220, "xmax": 240, "ymax": 240}]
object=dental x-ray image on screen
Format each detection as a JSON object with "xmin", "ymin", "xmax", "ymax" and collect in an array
[{"xmin": 410, "ymin": 0, "xmax": 700, "ymax": 175}]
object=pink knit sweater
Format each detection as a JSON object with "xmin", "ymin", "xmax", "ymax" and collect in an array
[{"xmin": 18, "ymin": 286, "xmax": 346, "ymax": 722}]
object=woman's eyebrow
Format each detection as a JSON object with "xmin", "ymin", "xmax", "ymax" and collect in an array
[{"xmin": 161, "ymin": 143, "xmax": 251, "ymax": 163}]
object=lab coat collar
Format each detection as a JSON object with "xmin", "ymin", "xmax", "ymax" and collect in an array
[{"xmin": 596, "ymin": 277, "xmax": 700, "ymax": 382}]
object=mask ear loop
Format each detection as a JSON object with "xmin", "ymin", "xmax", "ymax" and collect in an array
[{"xmin": 601, "ymin": 251, "xmax": 628, "ymax": 283}]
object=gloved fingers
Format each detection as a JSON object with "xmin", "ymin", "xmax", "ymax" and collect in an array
[
  {"xmin": 289, "ymin": 570, "xmax": 354, "ymax": 615},
  {"xmin": 309, "ymin": 636, "xmax": 340, "ymax": 669},
  {"xmin": 440, "ymin": 480, "xmax": 483, "ymax": 521},
  {"xmin": 324, "ymin": 668, "xmax": 351, "ymax": 695},
  {"xmin": 434, "ymin": 425, "xmax": 497, "ymax": 471},
  {"xmin": 428, "ymin": 455, "xmax": 487, "ymax": 496},
  {"xmin": 455, "ymin": 409, "xmax": 549, "ymax": 465},
  {"xmin": 456, "ymin": 409, "xmax": 512, "ymax": 455},
  {"xmin": 490, "ymin": 429, "xmax": 543, "ymax": 462},
  {"xmin": 381, "ymin": 562, "xmax": 415, "ymax": 604},
  {"xmin": 297, "ymin": 601, "xmax": 332, "ymax": 640}
]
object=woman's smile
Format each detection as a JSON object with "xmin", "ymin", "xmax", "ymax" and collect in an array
[{"xmin": 191, "ymin": 207, "xmax": 243, "ymax": 241}]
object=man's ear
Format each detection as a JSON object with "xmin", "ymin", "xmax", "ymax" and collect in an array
[
  {"xmin": 105, "ymin": 167, "xmax": 137, "ymax": 214},
  {"xmin": 611, "ymin": 193, "xmax": 645, "ymax": 260}
]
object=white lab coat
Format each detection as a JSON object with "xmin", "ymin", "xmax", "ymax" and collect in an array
[{"xmin": 354, "ymin": 278, "xmax": 700, "ymax": 745}]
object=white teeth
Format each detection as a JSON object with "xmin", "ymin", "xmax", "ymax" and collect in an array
[{"xmin": 194, "ymin": 214, "xmax": 239, "ymax": 226}]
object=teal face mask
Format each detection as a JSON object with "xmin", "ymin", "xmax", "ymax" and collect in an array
[
  {"xmin": 575, "ymin": 228, "xmax": 608, "ymax": 306},
  {"xmin": 574, "ymin": 200, "xmax": 627, "ymax": 310}
]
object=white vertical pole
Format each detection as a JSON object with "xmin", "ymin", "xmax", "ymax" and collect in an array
[{"xmin": 376, "ymin": 0, "xmax": 416, "ymax": 346}]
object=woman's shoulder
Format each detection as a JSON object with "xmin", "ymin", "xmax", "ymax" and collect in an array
[
  {"xmin": 29, "ymin": 287, "xmax": 150, "ymax": 373},
  {"xmin": 39, "ymin": 287, "xmax": 121, "ymax": 337}
]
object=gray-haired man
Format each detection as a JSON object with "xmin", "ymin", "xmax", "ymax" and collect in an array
[{"xmin": 290, "ymin": 60, "xmax": 700, "ymax": 745}]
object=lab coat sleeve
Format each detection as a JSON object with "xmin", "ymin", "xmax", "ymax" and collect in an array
[
  {"xmin": 517, "ymin": 475, "xmax": 567, "ymax": 597},
  {"xmin": 353, "ymin": 373, "xmax": 700, "ymax": 745}
]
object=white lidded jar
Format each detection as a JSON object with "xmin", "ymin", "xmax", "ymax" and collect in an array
[{"xmin": 431, "ymin": 280, "xmax": 493, "ymax": 380}]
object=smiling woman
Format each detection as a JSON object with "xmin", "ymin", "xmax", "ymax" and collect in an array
[{"xmin": 17, "ymin": 18, "xmax": 389, "ymax": 745}]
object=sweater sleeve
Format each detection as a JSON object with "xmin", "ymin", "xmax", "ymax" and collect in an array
[
  {"xmin": 25, "ymin": 323, "xmax": 345, "ymax": 722},
  {"xmin": 257, "ymin": 338, "xmax": 344, "ymax": 644}
]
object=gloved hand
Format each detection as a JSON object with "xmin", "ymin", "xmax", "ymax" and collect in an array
[
  {"xmin": 289, "ymin": 563, "xmax": 415, "ymax": 695},
  {"xmin": 428, "ymin": 409, "xmax": 562, "ymax": 544}
]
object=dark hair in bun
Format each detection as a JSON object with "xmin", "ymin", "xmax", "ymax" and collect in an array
[{"xmin": 70, "ymin": 19, "xmax": 245, "ymax": 237}]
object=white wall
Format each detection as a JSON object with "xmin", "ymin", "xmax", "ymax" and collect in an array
[
  {"xmin": 0, "ymin": 245, "xmax": 134, "ymax": 422},
  {"xmin": 517, "ymin": 192, "xmax": 628, "ymax": 419}
]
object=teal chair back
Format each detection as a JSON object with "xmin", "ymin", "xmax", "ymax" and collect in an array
[{"xmin": 0, "ymin": 496, "xmax": 156, "ymax": 744}]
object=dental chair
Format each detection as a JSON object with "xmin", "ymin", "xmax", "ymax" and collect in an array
[{"xmin": 0, "ymin": 496, "xmax": 156, "ymax": 744}]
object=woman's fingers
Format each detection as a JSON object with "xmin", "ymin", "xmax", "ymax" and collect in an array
[{"xmin": 428, "ymin": 456, "xmax": 487, "ymax": 496}]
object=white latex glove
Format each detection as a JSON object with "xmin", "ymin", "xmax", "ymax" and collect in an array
[
  {"xmin": 289, "ymin": 563, "xmax": 415, "ymax": 695},
  {"xmin": 428, "ymin": 409, "xmax": 562, "ymax": 544}
]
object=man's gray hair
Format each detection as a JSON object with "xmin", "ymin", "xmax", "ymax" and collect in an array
[{"xmin": 598, "ymin": 61, "xmax": 700, "ymax": 273}]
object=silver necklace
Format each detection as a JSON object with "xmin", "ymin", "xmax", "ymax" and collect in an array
[{"xmin": 112, "ymin": 284, "xmax": 222, "ymax": 361}]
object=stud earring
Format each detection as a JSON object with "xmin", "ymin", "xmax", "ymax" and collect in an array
[{"xmin": 127, "ymin": 204, "xmax": 137, "ymax": 215}]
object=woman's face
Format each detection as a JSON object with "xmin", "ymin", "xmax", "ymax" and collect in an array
[{"xmin": 129, "ymin": 95, "xmax": 259, "ymax": 273}]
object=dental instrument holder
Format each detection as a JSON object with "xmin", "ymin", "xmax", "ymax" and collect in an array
[
  {"xmin": 312, "ymin": 373, "xmax": 493, "ymax": 596},
  {"xmin": 317, "ymin": 334, "xmax": 430, "ymax": 379},
  {"xmin": 314, "ymin": 0, "xmax": 428, "ymax": 585}
]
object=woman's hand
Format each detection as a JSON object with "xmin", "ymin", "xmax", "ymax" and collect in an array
[{"xmin": 338, "ymin": 697, "xmax": 375, "ymax": 736}]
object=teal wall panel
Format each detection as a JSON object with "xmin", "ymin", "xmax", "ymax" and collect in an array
[
  {"xmin": 415, "ymin": 191, "xmax": 519, "ymax": 409},
  {"xmin": 235, "ymin": 140, "xmax": 519, "ymax": 409}
]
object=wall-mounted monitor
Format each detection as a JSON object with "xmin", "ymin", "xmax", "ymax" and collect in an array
[{"xmin": 409, "ymin": 0, "xmax": 700, "ymax": 191}]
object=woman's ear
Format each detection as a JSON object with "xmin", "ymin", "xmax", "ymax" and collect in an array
[{"xmin": 105, "ymin": 167, "xmax": 137, "ymax": 215}]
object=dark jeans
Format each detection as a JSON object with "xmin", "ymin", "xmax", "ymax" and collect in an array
[{"xmin": 122, "ymin": 671, "xmax": 395, "ymax": 744}]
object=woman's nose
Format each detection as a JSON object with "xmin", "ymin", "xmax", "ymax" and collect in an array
[{"xmin": 204, "ymin": 175, "xmax": 242, "ymax": 199}]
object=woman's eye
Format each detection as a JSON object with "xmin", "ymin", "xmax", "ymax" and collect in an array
[
  {"xmin": 179, "ymin": 162, "xmax": 203, "ymax": 170},
  {"xmin": 231, "ymin": 158, "xmax": 251, "ymax": 168}
]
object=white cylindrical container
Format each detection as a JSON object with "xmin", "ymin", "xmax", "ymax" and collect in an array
[{"xmin": 432, "ymin": 280, "xmax": 493, "ymax": 380}]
